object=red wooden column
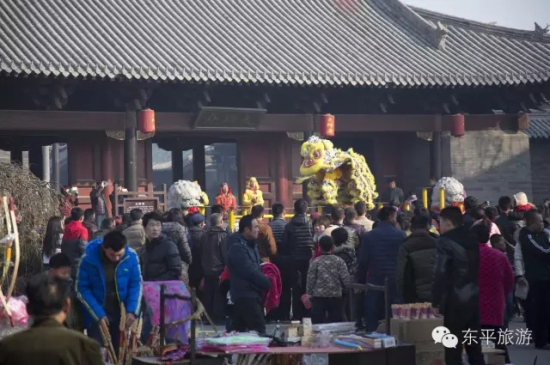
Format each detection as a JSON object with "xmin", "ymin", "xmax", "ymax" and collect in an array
[
  {"xmin": 276, "ymin": 135, "xmax": 289, "ymax": 208},
  {"xmin": 102, "ymin": 137, "xmax": 114, "ymax": 217}
]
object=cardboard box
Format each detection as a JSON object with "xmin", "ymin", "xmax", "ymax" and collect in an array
[
  {"xmin": 391, "ymin": 317, "xmax": 444, "ymax": 353},
  {"xmin": 416, "ymin": 350, "xmax": 445, "ymax": 365},
  {"xmin": 462, "ymin": 347, "xmax": 505, "ymax": 365}
]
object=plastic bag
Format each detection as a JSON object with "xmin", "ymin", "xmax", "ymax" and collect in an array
[
  {"xmin": 0, "ymin": 296, "xmax": 29, "ymax": 339},
  {"xmin": 1, "ymin": 296, "xmax": 29, "ymax": 326}
]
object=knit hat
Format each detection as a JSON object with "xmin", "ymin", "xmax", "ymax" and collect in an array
[{"xmin": 514, "ymin": 192, "xmax": 529, "ymax": 207}]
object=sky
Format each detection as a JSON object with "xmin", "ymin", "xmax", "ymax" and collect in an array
[{"xmin": 402, "ymin": 0, "xmax": 549, "ymax": 30}]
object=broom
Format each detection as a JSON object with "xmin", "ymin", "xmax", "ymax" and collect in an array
[
  {"xmin": 99, "ymin": 318, "xmax": 117, "ymax": 364},
  {"xmin": 124, "ymin": 316, "xmax": 141, "ymax": 365},
  {"xmin": 117, "ymin": 304, "xmax": 127, "ymax": 365},
  {"xmin": 6, "ymin": 198, "xmax": 20, "ymax": 301},
  {"xmin": 1, "ymin": 197, "xmax": 12, "ymax": 288}
]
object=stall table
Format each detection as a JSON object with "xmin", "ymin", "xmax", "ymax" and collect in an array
[{"xmin": 132, "ymin": 344, "xmax": 415, "ymax": 365}]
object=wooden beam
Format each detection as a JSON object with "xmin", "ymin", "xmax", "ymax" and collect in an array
[
  {"xmin": 0, "ymin": 110, "xmax": 125, "ymax": 130},
  {"xmin": 0, "ymin": 110, "xmax": 524, "ymax": 133}
]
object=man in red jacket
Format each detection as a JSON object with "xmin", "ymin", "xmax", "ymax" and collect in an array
[
  {"xmin": 62, "ymin": 207, "xmax": 89, "ymax": 281},
  {"xmin": 61, "ymin": 207, "xmax": 89, "ymax": 331}
]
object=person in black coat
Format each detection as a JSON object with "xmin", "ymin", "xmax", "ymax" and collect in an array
[
  {"xmin": 396, "ymin": 213, "xmax": 437, "ymax": 303},
  {"xmin": 269, "ymin": 203, "xmax": 287, "ymax": 250},
  {"xmin": 516, "ymin": 210, "xmax": 550, "ymax": 349},
  {"xmin": 227, "ymin": 215, "xmax": 271, "ymax": 334},
  {"xmin": 462, "ymin": 196, "xmax": 479, "ymax": 229},
  {"xmin": 201, "ymin": 213, "xmax": 228, "ymax": 323},
  {"xmin": 358, "ymin": 206, "xmax": 406, "ymax": 332},
  {"xmin": 188, "ymin": 214, "xmax": 206, "ymax": 291},
  {"xmin": 140, "ymin": 211, "xmax": 182, "ymax": 281},
  {"xmin": 281, "ymin": 199, "xmax": 314, "ymax": 321},
  {"xmin": 432, "ymin": 207, "xmax": 484, "ymax": 365}
]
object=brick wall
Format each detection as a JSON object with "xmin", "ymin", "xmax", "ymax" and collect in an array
[
  {"xmin": 530, "ymin": 139, "xmax": 550, "ymax": 204},
  {"xmin": 448, "ymin": 130, "xmax": 532, "ymax": 205}
]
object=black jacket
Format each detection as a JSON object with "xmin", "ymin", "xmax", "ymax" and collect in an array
[
  {"xmin": 226, "ymin": 233, "xmax": 271, "ymax": 301},
  {"xmin": 201, "ymin": 226, "xmax": 227, "ymax": 276},
  {"xmin": 162, "ymin": 222, "xmax": 192, "ymax": 265},
  {"xmin": 494, "ymin": 212, "xmax": 523, "ymax": 245},
  {"xmin": 60, "ymin": 238, "xmax": 86, "ymax": 280},
  {"xmin": 188, "ymin": 226, "xmax": 205, "ymax": 287},
  {"xmin": 281, "ymin": 214, "xmax": 314, "ymax": 261},
  {"xmin": 518, "ymin": 227, "xmax": 550, "ymax": 283},
  {"xmin": 432, "ymin": 226, "xmax": 480, "ymax": 318},
  {"xmin": 462, "ymin": 212, "xmax": 476, "ymax": 229},
  {"xmin": 141, "ymin": 234, "xmax": 182, "ymax": 281},
  {"xmin": 396, "ymin": 231, "xmax": 438, "ymax": 303},
  {"xmin": 358, "ymin": 221, "xmax": 406, "ymax": 285},
  {"xmin": 269, "ymin": 218, "xmax": 287, "ymax": 250}
]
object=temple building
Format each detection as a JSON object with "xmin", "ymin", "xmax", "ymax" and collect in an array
[{"xmin": 0, "ymin": 0, "xmax": 549, "ymax": 213}]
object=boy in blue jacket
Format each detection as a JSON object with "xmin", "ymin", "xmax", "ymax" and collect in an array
[{"xmin": 76, "ymin": 230, "xmax": 142, "ymax": 349}]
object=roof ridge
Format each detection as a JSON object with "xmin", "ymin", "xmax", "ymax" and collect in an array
[
  {"xmin": 412, "ymin": 6, "xmax": 550, "ymax": 43},
  {"xmin": 377, "ymin": 0, "xmax": 449, "ymax": 50}
]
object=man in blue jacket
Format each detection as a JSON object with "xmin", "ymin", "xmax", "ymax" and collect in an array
[
  {"xmin": 227, "ymin": 215, "xmax": 271, "ymax": 334},
  {"xmin": 76, "ymin": 230, "xmax": 142, "ymax": 349},
  {"xmin": 358, "ymin": 206, "xmax": 406, "ymax": 331}
]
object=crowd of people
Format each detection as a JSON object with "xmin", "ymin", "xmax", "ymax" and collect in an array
[{"xmin": 2, "ymin": 177, "xmax": 550, "ymax": 365}]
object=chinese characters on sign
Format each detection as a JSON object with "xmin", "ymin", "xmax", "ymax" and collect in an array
[
  {"xmin": 123, "ymin": 198, "xmax": 159, "ymax": 214},
  {"xmin": 433, "ymin": 325, "xmax": 532, "ymax": 349},
  {"xmin": 462, "ymin": 328, "xmax": 532, "ymax": 346}
]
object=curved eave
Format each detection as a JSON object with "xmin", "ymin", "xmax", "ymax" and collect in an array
[{"xmin": 2, "ymin": 62, "xmax": 549, "ymax": 88}]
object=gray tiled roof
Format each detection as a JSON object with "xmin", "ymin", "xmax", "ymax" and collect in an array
[
  {"xmin": 0, "ymin": 0, "xmax": 549, "ymax": 87},
  {"xmin": 525, "ymin": 115, "xmax": 550, "ymax": 139}
]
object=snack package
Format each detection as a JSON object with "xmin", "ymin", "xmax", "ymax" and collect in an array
[
  {"xmin": 420, "ymin": 303, "xmax": 429, "ymax": 319},
  {"xmin": 400, "ymin": 304, "xmax": 411, "ymax": 319},
  {"xmin": 391, "ymin": 304, "xmax": 401, "ymax": 319},
  {"xmin": 427, "ymin": 303, "xmax": 436, "ymax": 318},
  {"xmin": 410, "ymin": 304, "xmax": 421, "ymax": 320}
]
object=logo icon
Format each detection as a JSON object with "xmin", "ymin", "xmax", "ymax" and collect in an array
[
  {"xmin": 441, "ymin": 333, "xmax": 459, "ymax": 348},
  {"xmin": 432, "ymin": 326, "xmax": 459, "ymax": 349},
  {"xmin": 432, "ymin": 326, "xmax": 450, "ymax": 344}
]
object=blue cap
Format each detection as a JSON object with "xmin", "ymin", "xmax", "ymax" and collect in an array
[{"xmin": 190, "ymin": 213, "xmax": 205, "ymax": 225}]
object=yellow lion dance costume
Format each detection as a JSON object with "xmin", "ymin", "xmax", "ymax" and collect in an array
[{"xmin": 297, "ymin": 136, "xmax": 378, "ymax": 209}]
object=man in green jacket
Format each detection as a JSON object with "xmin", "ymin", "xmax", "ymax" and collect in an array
[{"xmin": 0, "ymin": 274, "xmax": 103, "ymax": 365}]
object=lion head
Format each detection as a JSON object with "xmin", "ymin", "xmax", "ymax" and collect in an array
[{"xmin": 299, "ymin": 136, "xmax": 336, "ymax": 177}]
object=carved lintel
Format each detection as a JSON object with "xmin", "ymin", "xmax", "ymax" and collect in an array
[
  {"xmin": 194, "ymin": 107, "xmax": 266, "ymax": 130},
  {"xmin": 106, "ymin": 130, "xmax": 155, "ymax": 140}
]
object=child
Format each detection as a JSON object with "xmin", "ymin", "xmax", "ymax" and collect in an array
[
  {"xmin": 331, "ymin": 228, "xmax": 357, "ymax": 321},
  {"xmin": 306, "ymin": 236, "xmax": 350, "ymax": 324},
  {"xmin": 312, "ymin": 216, "xmax": 331, "ymax": 260},
  {"xmin": 48, "ymin": 253, "xmax": 79, "ymax": 329},
  {"xmin": 48, "ymin": 252, "xmax": 72, "ymax": 280}
]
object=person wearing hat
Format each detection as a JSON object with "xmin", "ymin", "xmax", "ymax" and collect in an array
[{"xmin": 188, "ymin": 213, "xmax": 206, "ymax": 292}]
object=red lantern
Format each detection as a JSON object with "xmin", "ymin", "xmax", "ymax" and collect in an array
[
  {"xmin": 139, "ymin": 109, "xmax": 155, "ymax": 134},
  {"xmin": 450, "ymin": 114, "xmax": 464, "ymax": 137},
  {"xmin": 320, "ymin": 114, "xmax": 335, "ymax": 137}
]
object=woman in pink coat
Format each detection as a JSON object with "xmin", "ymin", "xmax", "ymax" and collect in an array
[{"xmin": 471, "ymin": 224, "xmax": 514, "ymax": 363}]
